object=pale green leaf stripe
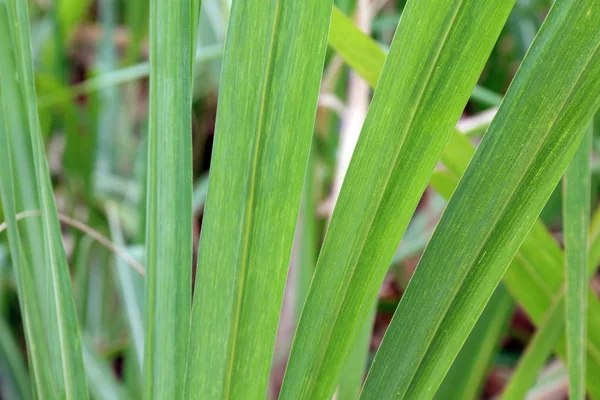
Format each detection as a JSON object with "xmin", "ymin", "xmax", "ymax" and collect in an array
[
  {"xmin": 362, "ymin": 2, "xmax": 600, "ymax": 398},
  {"xmin": 329, "ymin": 8, "xmax": 600, "ymax": 397},
  {"xmin": 0, "ymin": 113, "xmax": 45, "ymax": 398},
  {"xmin": 282, "ymin": 2, "xmax": 515, "ymax": 399},
  {"xmin": 564, "ymin": 125, "xmax": 592, "ymax": 400},
  {"xmin": 184, "ymin": 0, "xmax": 333, "ymax": 398},
  {"xmin": 4, "ymin": 0, "xmax": 87, "ymax": 397},
  {"xmin": 144, "ymin": 0, "xmax": 198, "ymax": 397},
  {"xmin": 434, "ymin": 286, "xmax": 514, "ymax": 400}
]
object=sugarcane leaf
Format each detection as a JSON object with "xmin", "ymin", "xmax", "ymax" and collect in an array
[
  {"xmin": 1, "ymin": 0, "xmax": 88, "ymax": 397},
  {"xmin": 184, "ymin": 1, "xmax": 334, "ymax": 398},
  {"xmin": 143, "ymin": 0, "xmax": 199, "ymax": 397}
]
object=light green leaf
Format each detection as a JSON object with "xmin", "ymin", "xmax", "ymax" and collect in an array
[
  {"xmin": 1, "ymin": 0, "xmax": 88, "ymax": 397},
  {"xmin": 362, "ymin": 2, "xmax": 600, "ymax": 398},
  {"xmin": 184, "ymin": 0, "xmax": 334, "ymax": 398},
  {"xmin": 144, "ymin": 0, "xmax": 199, "ymax": 397},
  {"xmin": 564, "ymin": 125, "xmax": 592, "ymax": 400},
  {"xmin": 282, "ymin": 2, "xmax": 515, "ymax": 399}
]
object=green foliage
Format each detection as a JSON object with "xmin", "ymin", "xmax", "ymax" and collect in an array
[
  {"xmin": 282, "ymin": 2, "xmax": 515, "ymax": 398},
  {"xmin": 184, "ymin": 1, "xmax": 334, "ymax": 398},
  {"xmin": 1, "ymin": 1, "xmax": 599, "ymax": 399},
  {"xmin": 363, "ymin": 2, "xmax": 600, "ymax": 398}
]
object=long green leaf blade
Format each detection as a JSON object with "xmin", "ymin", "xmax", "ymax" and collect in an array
[
  {"xmin": 362, "ymin": 2, "xmax": 600, "ymax": 398},
  {"xmin": 144, "ymin": 0, "xmax": 199, "ymax": 397},
  {"xmin": 0, "ymin": 7, "xmax": 55, "ymax": 397},
  {"xmin": 184, "ymin": 1, "xmax": 334, "ymax": 398},
  {"xmin": 3, "ymin": 0, "xmax": 87, "ymax": 397},
  {"xmin": 564, "ymin": 125, "xmax": 592, "ymax": 400},
  {"xmin": 281, "ymin": 2, "xmax": 515, "ymax": 399},
  {"xmin": 0, "ymin": 109, "xmax": 50, "ymax": 399},
  {"xmin": 328, "ymin": 9, "xmax": 600, "ymax": 397}
]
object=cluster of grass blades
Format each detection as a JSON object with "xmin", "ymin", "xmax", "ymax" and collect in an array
[{"xmin": 1, "ymin": 0, "xmax": 600, "ymax": 399}]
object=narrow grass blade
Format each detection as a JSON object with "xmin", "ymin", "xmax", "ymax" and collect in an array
[
  {"xmin": 144, "ymin": 0, "xmax": 199, "ymax": 397},
  {"xmin": 2, "ymin": 0, "xmax": 88, "ymax": 397},
  {"xmin": 434, "ymin": 286, "xmax": 514, "ymax": 400},
  {"xmin": 501, "ymin": 298, "xmax": 564, "ymax": 400},
  {"xmin": 184, "ymin": 1, "xmax": 334, "ymax": 398},
  {"xmin": 362, "ymin": 2, "xmax": 600, "ymax": 398},
  {"xmin": 563, "ymin": 125, "xmax": 592, "ymax": 400},
  {"xmin": 282, "ymin": 2, "xmax": 515, "ymax": 399}
]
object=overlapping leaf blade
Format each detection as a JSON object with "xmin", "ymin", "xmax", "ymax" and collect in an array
[
  {"xmin": 184, "ymin": 1, "xmax": 334, "ymax": 398},
  {"xmin": 1, "ymin": 0, "xmax": 87, "ymax": 397},
  {"xmin": 282, "ymin": 2, "xmax": 516, "ymax": 398},
  {"xmin": 329, "ymin": 9, "xmax": 600, "ymax": 397},
  {"xmin": 362, "ymin": 2, "xmax": 600, "ymax": 398}
]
